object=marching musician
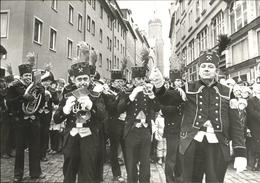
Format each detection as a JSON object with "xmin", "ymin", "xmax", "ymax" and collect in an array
[
  {"xmin": 117, "ymin": 66, "xmax": 159, "ymax": 183},
  {"xmin": 151, "ymin": 50, "xmax": 247, "ymax": 182},
  {"xmin": 162, "ymin": 70, "xmax": 183, "ymax": 183},
  {"xmin": 104, "ymin": 69, "xmax": 127, "ymax": 182},
  {"xmin": 53, "ymin": 60, "xmax": 106, "ymax": 183},
  {"xmin": 246, "ymin": 78, "xmax": 260, "ymax": 171},
  {"xmin": 0, "ymin": 68, "xmax": 8, "ymax": 158},
  {"xmin": 38, "ymin": 69, "xmax": 59, "ymax": 161},
  {"xmin": 6, "ymin": 62, "xmax": 45, "ymax": 182}
]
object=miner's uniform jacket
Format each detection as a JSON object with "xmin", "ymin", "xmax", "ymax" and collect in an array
[
  {"xmin": 5, "ymin": 79, "xmax": 44, "ymax": 179},
  {"xmin": 53, "ymin": 83, "xmax": 106, "ymax": 183},
  {"xmin": 53, "ymin": 84, "xmax": 106, "ymax": 148},
  {"xmin": 117, "ymin": 90, "xmax": 159, "ymax": 138},
  {"xmin": 156, "ymin": 80, "xmax": 246, "ymax": 161}
]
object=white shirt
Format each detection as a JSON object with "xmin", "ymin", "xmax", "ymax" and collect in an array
[{"xmin": 194, "ymin": 120, "xmax": 219, "ymax": 143}]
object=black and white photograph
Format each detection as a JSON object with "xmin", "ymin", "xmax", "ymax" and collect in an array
[{"xmin": 1, "ymin": 0, "xmax": 260, "ymax": 182}]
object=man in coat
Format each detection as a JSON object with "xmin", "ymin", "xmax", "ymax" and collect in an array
[
  {"xmin": 162, "ymin": 70, "xmax": 183, "ymax": 183},
  {"xmin": 246, "ymin": 79, "xmax": 260, "ymax": 171},
  {"xmin": 53, "ymin": 60, "xmax": 106, "ymax": 183},
  {"xmin": 151, "ymin": 50, "xmax": 247, "ymax": 182},
  {"xmin": 7, "ymin": 63, "xmax": 45, "ymax": 182},
  {"xmin": 104, "ymin": 69, "xmax": 127, "ymax": 182},
  {"xmin": 117, "ymin": 66, "xmax": 158, "ymax": 183}
]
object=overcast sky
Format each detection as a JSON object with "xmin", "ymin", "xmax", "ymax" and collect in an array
[{"xmin": 117, "ymin": 0, "xmax": 172, "ymax": 76}]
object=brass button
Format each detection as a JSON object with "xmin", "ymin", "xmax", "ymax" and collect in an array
[
  {"xmin": 199, "ymin": 115, "xmax": 202, "ymax": 119},
  {"xmin": 199, "ymin": 102, "xmax": 203, "ymax": 105},
  {"xmin": 196, "ymin": 122, "xmax": 199, "ymax": 125},
  {"xmin": 215, "ymin": 103, "xmax": 219, "ymax": 106},
  {"xmin": 199, "ymin": 108, "xmax": 202, "ymax": 111},
  {"xmin": 216, "ymin": 97, "xmax": 219, "ymax": 100},
  {"xmin": 216, "ymin": 125, "xmax": 219, "ymax": 128},
  {"xmin": 215, "ymin": 110, "xmax": 218, "ymax": 113},
  {"xmin": 216, "ymin": 118, "xmax": 219, "ymax": 121},
  {"xmin": 199, "ymin": 96, "xmax": 202, "ymax": 98}
]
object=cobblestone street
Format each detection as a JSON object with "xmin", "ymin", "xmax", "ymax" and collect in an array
[{"xmin": 1, "ymin": 152, "xmax": 260, "ymax": 183}]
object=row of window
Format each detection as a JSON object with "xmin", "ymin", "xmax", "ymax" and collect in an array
[
  {"xmin": 186, "ymin": 29, "xmax": 260, "ymax": 82},
  {"xmin": 178, "ymin": 11, "xmax": 224, "ymax": 65},
  {"xmin": 68, "ymin": 5, "xmax": 83, "ymax": 32},
  {"xmin": 177, "ymin": 0, "xmax": 250, "ymax": 48},
  {"xmin": 114, "ymin": 19, "xmax": 126, "ymax": 40},
  {"xmin": 178, "ymin": 1, "xmax": 251, "ymax": 64}
]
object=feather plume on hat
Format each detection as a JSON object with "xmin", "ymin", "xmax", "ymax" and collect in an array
[
  {"xmin": 90, "ymin": 50, "xmax": 97, "ymax": 66},
  {"xmin": 77, "ymin": 41, "xmax": 90, "ymax": 63},
  {"xmin": 122, "ymin": 57, "xmax": 127, "ymax": 71},
  {"xmin": 78, "ymin": 41, "xmax": 89, "ymax": 52},
  {"xmin": 26, "ymin": 52, "xmax": 36, "ymax": 66},
  {"xmin": 44, "ymin": 62, "xmax": 53, "ymax": 72},
  {"xmin": 6, "ymin": 64, "xmax": 13, "ymax": 76},
  {"xmin": 140, "ymin": 49, "xmax": 150, "ymax": 71}
]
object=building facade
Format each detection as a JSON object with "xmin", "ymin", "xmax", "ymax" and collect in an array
[
  {"xmin": 169, "ymin": 0, "xmax": 260, "ymax": 82},
  {"xmin": 1, "ymin": 0, "xmax": 149, "ymax": 80},
  {"xmin": 1, "ymin": 0, "xmax": 85, "ymax": 78},
  {"xmin": 121, "ymin": 8, "xmax": 137, "ymax": 81}
]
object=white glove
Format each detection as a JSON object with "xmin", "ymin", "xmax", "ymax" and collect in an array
[
  {"xmin": 237, "ymin": 98, "xmax": 247, "ymax": 110},
  {"xmin": 234, "ymin": 157, "xmax": 247, "ymax": 173},
  {"xmin": 78, "ymin": 96, "xmax": 93, "ymax": 110},
  {"xmin": 93, "ymin": 83, "xmax": 104, "ymax": 93},
  {"xmin": 148, "ymin": 93, "xmax": 155, "ymax": 99},
  {"xmin": 149, "ymin": 67, "xmax": 164, "ymax": 89},
  {"xmin": 129, "ymin": 86, "xmax": 143, "ymax": 101},
  {"xmin": 230, "ymin": 99, "xmax": 238, "ymax": 109},
  {"xmin": 63, "ymin": 96, "xmax": 76, "ymax": 115},
  {"xmin": 177, "ymin": 87, "xmax": 187, "ymax": 101}
]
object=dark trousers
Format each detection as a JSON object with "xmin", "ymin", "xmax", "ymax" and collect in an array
[
  {"xmin": 181, "ymin": 138, "xmax": 228, "ymax": 183},
  {"xmin": 63, "ymin": 133, "xmax": 100, "ymax": 183},
  {"xmin": 125, "ymin": 128, "xmax": 151, "ymax": 183},
  {"xmin": 165, "ymin": 134, "xmax": 181, "ymax": 183},
  {"xmin": 109, "ymin": 121, "xmax": 125, "ymax": 177},
  {"xmin": 97, "ymin": 124, "xmax": 106, "ymax": 181},
  {"xmin": 150, "ymin": 133, "xmax": 158, "ymax": 162},
  {"xmin": 39, "ymin": 112, "xmax": 52, "ymax": 158},
  {"xmin": 50, "ymin": 130, "xmax": 60, "ymax": 152},
  {"xmin": 14, "ymin": 118, "xmax": 41, "ymax": 179},
  {"xmin": 1, "ymin": 122, "xmax": 11, "ymax": 155}
]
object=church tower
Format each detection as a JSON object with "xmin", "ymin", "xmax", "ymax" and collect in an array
[{"xmin": 148, "ymin": 11, "xmax": 164, "ymax": 74}]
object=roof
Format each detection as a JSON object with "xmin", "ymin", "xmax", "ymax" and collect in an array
[
  {"xmin": 135, "ymin": 28, "xmax": 144, "ymax": 43},
  {"xmin": 124, "ymin": 20, "xmax": 137, "ymax": 39},
  {"xmin": 98, "ymin": 0, "xmax": 116, "ymax": 19}
]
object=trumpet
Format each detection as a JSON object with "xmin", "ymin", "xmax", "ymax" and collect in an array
[
  {"xmin": 72, "ymin": 98, "xmax": 91, "ymax": 115},
  {"xmin": 142, "ymin": 83, "xmax": 154, "ymax": 96}
]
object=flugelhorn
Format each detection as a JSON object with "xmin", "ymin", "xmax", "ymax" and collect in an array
[{"xmin": 22, "ymin": 70, "xmax": 52, "ymax": 115}]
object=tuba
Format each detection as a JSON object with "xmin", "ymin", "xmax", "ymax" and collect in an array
[{"xmin": 22, "ymin": 70, "xmax": 52, "ymax": 115}]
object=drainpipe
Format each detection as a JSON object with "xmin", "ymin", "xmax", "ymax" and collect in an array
[{"xmin": 83, "ymin": 0, "xmax": 86, "ymax": 41}]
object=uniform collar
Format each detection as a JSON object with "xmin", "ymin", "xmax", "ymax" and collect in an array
[{"xmin": 199, "ymin": 79, "xmax": 217, "ymax": 87}]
